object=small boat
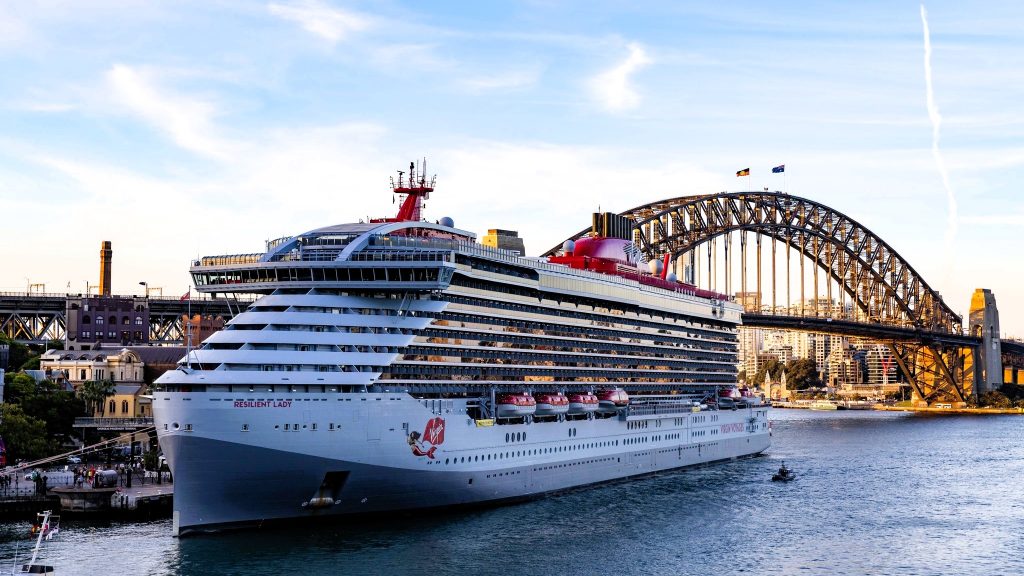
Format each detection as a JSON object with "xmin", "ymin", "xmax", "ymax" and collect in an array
[
  {"xmin": 534, "ymin": 393, "xmax": 569, "ymax": 416},
  {"xmin": 15, "ymin": 511, "xmax": 57, "ymax": 574},
  {"xmin": 567, "ymin": 392, "xmax": 599, "ymax": 414},
  {"xmin": 596, "ymin": 389, "xmax": 629, "ymax": 413},
  {"xmin": 808, "ymin": 400, "xmax": 837, "ymax": 411},
  {"xmin": 495, "ymin": 393, "xmax": 537, "ymax": 418},
  {"xmin": 772, "ymin": 463, "xmax": 796, "ymax": 482}
]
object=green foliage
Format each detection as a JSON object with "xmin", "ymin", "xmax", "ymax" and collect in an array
[
  {"xmin": 785, "ymin": 358, "xmax": 823, "ymax": 390},
  {"xmin": 78, "ymin": 379, "xmax": 116, "ymax": 414},
  {"xmin": 0, "ymin": 404, "xmax": 53, "ymax": 462},
  {"xmin": 4, "ymin": 373, "xmax": 37, "ymax": 404},
  {"xmin": 0, "ymin": 336, "xmax": 31, "ymax": 372},
  {"xmin": 20, "ymin": 357, "xmax": 40, "ymax": 371},
  {"xmin": 978, "ymin": 391, "xmax": 1013, "ymax": 408},
  {"xmin": 18, "ymin": 379, "xmax": 85, "ymax": 446},
  {"xmin": 737, "ymin": 369, "xmax": 747, "ymax": 384},
  {"xmin": 752, "ymin": 358, "xmax": 785, "ymax": 386}
]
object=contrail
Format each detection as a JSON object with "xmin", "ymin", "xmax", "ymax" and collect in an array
[{"xmin": 920, "ymin": 4, "xmax": 958, "ymax": 250}]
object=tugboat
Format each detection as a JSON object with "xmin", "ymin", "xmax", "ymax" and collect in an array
[{"xmin": 772, "ymin": 462, "xmax": 796, "ymax": 482}]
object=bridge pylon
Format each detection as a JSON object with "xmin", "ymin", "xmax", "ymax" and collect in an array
[{"xmin": 969, "ymin": 288, "xmax": 1002, "ymax": 395}]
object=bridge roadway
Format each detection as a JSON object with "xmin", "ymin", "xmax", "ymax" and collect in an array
[
  {"xmin": 3, "ymin": 292, "xmax": 983, "ymax": 347},
  {"xmin": 741, "ymin": 313, "xmax": 982, "ymax": 347}
]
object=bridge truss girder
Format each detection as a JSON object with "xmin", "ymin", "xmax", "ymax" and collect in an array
[
  {"xmin": 0, "ymin": 311, "xmax": 65, "ymax": 344},
  {"xmin": 887, "ymin": 342, "xmax": 975, "ymax": 405},
  {"xmin": 150, "ymin": 313, "xmax": 185, "ymax": 344}
]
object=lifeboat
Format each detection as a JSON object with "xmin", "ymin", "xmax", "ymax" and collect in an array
[
  {"xmin": 496, "ymin": 393, "xmax": 537, "ymax": 418},
  {"xmin": 534, "ymin": 393, "xmax": 570, "ymax": 416},
  {"xmin": 596, "ymin": 389, "xmax": 629, "ymax": 413},
  {"xmin": 567, "ymin": 392, "xmax": 599, "ymax": 414}
]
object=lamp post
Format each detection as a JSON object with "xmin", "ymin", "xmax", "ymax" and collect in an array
[{"xmin": 139, "ymin": 281, "xmax": 148, "ymax": 298}]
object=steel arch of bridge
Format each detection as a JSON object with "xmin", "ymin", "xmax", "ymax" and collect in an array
[
  {"xmin": 546, "ymin": 192, "xmax": 974, "ymax": 404},
  {"xmin": 550, "ymin": 192, "xmax": 961, "ymax": 335}
]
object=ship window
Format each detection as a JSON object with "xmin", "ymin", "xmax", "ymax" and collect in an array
[
  {"xmin": 284, "ymin": 424, "xmax": 290, "ymax": 430},
  {"xmin": 242, "ymin": 424, "xmax": 249, "ymax": 431},
  {"xmin": 311, "ymin": 423, "xmax": 317, "ymax": 430}
]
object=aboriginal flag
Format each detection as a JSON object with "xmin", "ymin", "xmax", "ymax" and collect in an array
[
  {"xmin": 772, "ymin": 164, "xmax": 785, "ymax": 173},
  {"xmin": 736, "ymin": 168, "xmax": 750, "ymax": 177}
]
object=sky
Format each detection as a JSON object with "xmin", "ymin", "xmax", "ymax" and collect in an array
[{"xmin": 1, "ymin": 0, "xmax": 1022, "ymax": 336}]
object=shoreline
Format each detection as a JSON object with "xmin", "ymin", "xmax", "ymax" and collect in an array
[{"xmin": 772, "ymin": 402, "xmax": 1024, "ymax": 415}]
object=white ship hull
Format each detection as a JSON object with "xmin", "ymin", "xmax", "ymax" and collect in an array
[{"xmin": 155, "ymin": 391, "xmax": 769, "ymax": 535}]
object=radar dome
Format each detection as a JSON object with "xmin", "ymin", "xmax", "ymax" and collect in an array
[
  {"xmin": 666, "ymin": 272, "xmax": 677, "ymax": 283},
  {"xmin": 562, "ymin": 240, "xmax": 575, "ymax": 254},
  {"xmin": 648, "ymin": 259, "xmax": 663, "ymax": 275},
  {"xmin": 439, "ymin": 216, "xmax": 455, "ymax": 228}
]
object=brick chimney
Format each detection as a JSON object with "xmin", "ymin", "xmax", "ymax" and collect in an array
[{"xmin": 99, "ymin": 241, "xmax": 112, "ymax": 296}]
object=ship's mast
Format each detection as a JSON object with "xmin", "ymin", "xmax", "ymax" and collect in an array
[{"xmin": 375, "ymin": 158, "xmax": 435, "ymax": 223}]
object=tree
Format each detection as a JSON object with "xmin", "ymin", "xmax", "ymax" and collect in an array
[
  {"xmin": 0, "ymin": 336, "xmax": 31, "ymax": 373},
  {"xmin": 978, "ymin": 391, "xmax": 1012, "ymax": 408},
  {"xmin": 4, "ymin": 373, "xmax": 37, "ymax": 404},
  {"xmin": 79, "ymin": 379, "xmax": 116, "ymax": 415},
  {"xmin": 785, "ymin": 358, "xmax": 823, "ymax": 390},
  {"xmin": 737, "ymin": 369, "xmax": 747, "ymax": 385},
  {"xmin": 0, "ymin": 404, "xmax": 53, "ymax": 462},
  {"xmin": 19, "ymin": 379, "xmax": 85, "ymax": 446},
  {"xmin": 752, "ymin": 358, "xmax": 785, "ymax": 386}
]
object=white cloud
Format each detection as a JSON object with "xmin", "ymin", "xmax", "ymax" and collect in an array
[
  {"xmin": 268, "ymin": 0, "xmax": 370, "ymax": 43},
  {"xmin": 589, "ymin": 43, "xmax": 652, "ymax": 112},
  {"xmin": 460, "ymin": 69, "xmax": 540, "ymax": 93},
  {"xmin": 106, "ymin": 64, "xmax": 234, "ymax": 160}
]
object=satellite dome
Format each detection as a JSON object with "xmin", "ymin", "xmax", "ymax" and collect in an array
[
  {"xmin": 439, "ymin": 216, "xmax": 455, "ymax": 228},
  {"xmin": 562, "ymin": 240, "xmax": 575, "ymax": 254},
  {"xmin": 666, "ymin": 272, "xmax": 677, "ymax": 283},
  {"xmin": 648, "ymin": 259, "xmax": 662, "ymax": 275}
]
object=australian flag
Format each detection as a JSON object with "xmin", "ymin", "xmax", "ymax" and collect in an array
[{"xmin": 772, "ymin": 164, "xmax": 785, "ymax": 173}]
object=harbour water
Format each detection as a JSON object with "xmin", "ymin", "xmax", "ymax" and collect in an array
[{"xmin": 3, "ymin": 409, "xmax": 1022, "ymax": 575}]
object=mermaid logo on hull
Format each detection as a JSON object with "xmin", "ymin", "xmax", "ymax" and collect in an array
[{"xmin": 408, "ymin": 417, "xmax": 445, "ymax": 459}]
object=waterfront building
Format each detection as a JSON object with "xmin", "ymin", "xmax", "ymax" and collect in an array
[
  {"xmin": 40, "ymin": 347, "xmax": 145, "ymax": 390},
  {"xmin": 181, "ymin": 314, "xmax": 225, "ymax": 346},
  {"xmin": 65, "ymin": 296, "xmax": 150, "ymax": 349},
  {"xmin": 481, "ymin": 228, "xmax": 526, "ymax": 255},
  {"xmin": 96, "ymin": 384, "xmax": 150, "ymax": 419}
]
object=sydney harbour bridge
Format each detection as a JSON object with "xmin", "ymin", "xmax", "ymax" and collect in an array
[{"xmin": 3, "ymin": 191, "xmax": 1022, "ymax": 405}]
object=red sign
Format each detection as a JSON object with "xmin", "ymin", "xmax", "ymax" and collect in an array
[{"xmin": 409, "ymin": 417, "xmax": 446, "ymax": 459}]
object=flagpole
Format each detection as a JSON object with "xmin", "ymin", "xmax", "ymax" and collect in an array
[{"xmin": 186, "ymin": 287, "xmax": 192, "ymax": 368}]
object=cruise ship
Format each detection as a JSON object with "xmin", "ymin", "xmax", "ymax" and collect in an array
[{"xmin": 154, "ymin": 162, "xmax": 771, "ymax": 536}]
